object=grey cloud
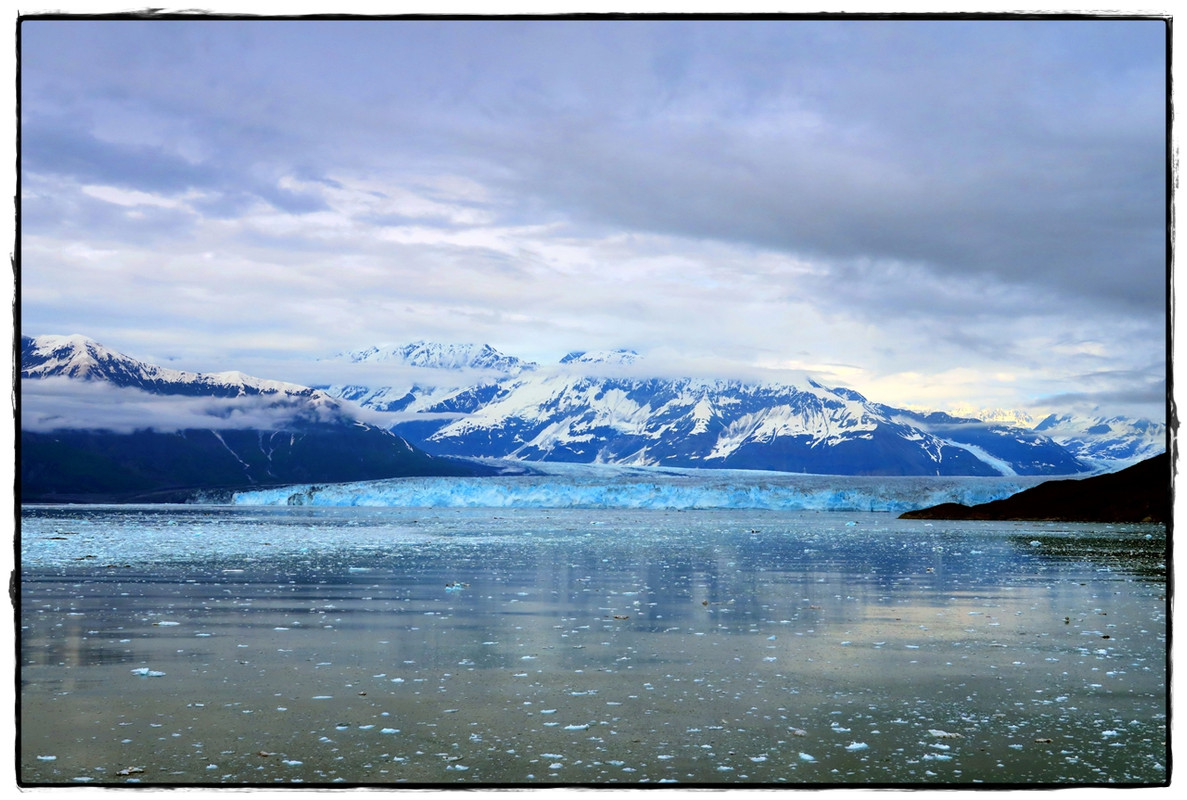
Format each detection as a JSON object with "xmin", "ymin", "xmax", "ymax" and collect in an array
[
  {"xmin": 22, "ymin": 120, "xmax": 218, "ymax": 194},
  {"xmin": 16, "ymin": 19, "xmax": 1168, "ymax": 423},
  {"xmin": 21, "ymin": 179, "xmax": 199, "ymax": 241},
  {"xmin": 458, "ymin": 22, "xmax": 1167, "ymax": 314},
  {"xmin": 1030, "ymin": 383, "xmax": 1169, "ymax": 413},
  {"xmin": 21, "ymin": 378, "xmax": 340, "ymax": 434}
]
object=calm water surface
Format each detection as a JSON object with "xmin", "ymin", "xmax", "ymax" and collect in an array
[{"xmin": 19, "ymin": 505, "xmax": 1168, "ymax": 786}]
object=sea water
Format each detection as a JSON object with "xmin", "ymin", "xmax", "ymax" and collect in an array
[{"xmin": 19, "ymin": 491, "xmax": 1167, "ymax": 786}]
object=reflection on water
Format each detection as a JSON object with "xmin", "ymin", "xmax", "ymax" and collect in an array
[{"xmin": 19, "ymin": 506, "xmax": 1167, "ymax": 786}]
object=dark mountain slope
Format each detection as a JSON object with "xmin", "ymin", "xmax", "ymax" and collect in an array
[
  {"xmin": 20, "ymin": 334, "xmax": 490, "ymax": 503},
  {"xmin": 20, "ymin": 426, "xmax": 485, "ymax": 504}
]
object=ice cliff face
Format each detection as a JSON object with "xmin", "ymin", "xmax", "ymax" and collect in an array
[{"xmin": 233, "ymin": 462, "xmax": 1051, "ymax": 512}]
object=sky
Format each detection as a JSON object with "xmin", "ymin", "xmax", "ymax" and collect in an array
[{"xmin": 15, "ymin": 11, "xmax": 1171, "ymax": 422}]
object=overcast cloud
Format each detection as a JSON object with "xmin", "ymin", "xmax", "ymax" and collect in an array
[{"xmin": 17, "ymin": 15, "xmax": 1169, "ymax": 420}]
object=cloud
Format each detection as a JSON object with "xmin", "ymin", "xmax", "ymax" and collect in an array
[
  {"xmin": 16, "ymin": 18, "xmax": 1168, "ymax": 424},
  {"xmin": 20, "ymin": 378, "xmax": 344, "ymax": 434}
]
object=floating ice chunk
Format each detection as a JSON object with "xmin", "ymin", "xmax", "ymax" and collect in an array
[
  {"xmin": 36, "ymin": 755, "xmax": 56, "ymax": 761},
  {"xmin": 845, "ymin": 742, "xmax": 868, "ymax": 751},
  {"xmin": 130, "ymin": 667, "xmax": 165, "ymax": 677},
  {"xmin": 380, "ymin": 728, "xmax": 399, "ymax": 734},
  {"xmin": 540, "ymin": 709, "xmax": 557, "ymax": 714},
  {"xmin": 928, "ymin": 729, "xmax": 962, "ymax": 739},
  {"xmin": 564, "ymin": 723, "xmax": 590, "ymax": 730},
  {"xmin": 154, "ymin": 621, "xmax": 180, "ymax": 626},
  {"xmin": 799, "ymin": 753, "xmax": 816, "ymax": 762}
]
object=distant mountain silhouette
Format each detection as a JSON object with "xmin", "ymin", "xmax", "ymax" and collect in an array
[{"xmin": 899, "ymin": 453, "xmax": 1170, "ymax": 523}]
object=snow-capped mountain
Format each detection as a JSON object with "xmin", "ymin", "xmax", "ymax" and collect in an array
[
  {"xmin": 22, "ymin": 333, "xmax": 345, "ymax": 421},
  {"xmin": 875, "ymin": 407, "xmax": 1087, "ymax": 476},
  {"xmin": 559, "ymin": 349, "xmax": 641, "ymax": 367},
  {"xmin": 947, "ymin": 405, "xmax": 1038, "ymax": 429},
  {"xmin": 322, "ymin": 340, "xmax": 534, "ymax": 414},
  {"xmin": 1032, "ymin": 413, "xmax": 1167, "ymax": 469},
  {"xmin": 20, "ymin": 334, "xmax": 481, "ymax": 502},
  {"xmin": 417, "ymin": 372, "xmax": 996, "ymax": 475},
  {"xmin": 342, "ymin": 341, "xmax": 534, "ymax": 373},
  {"xmin": 320, "ymin": 341, "xmax": 1109, "ymax": 477},
  {"xmin": 924, "ymin": 403, "xmax": 1166, "ymax": 471}
]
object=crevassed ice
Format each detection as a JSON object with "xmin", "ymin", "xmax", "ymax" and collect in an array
[{"xmin": 230, "ymin": 462, "xmax": 1046, "ymax": 511}]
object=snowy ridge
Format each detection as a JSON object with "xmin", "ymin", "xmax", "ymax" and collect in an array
[
  {"xmin": 341, "ymin": 340, "xmax": 533, "ymax": 373},
  {"xmin": 560, "ymin": 349, "xmax": 641, "ymax": 366},
  {"xmin": 948, "ymin": 405, "xmax": 1038, "ymax": 428},
  {"xmin": 1033, "ymin": 413, "xmax": 1167, "ymax": 469},
  {"xmin": 323, "ymin": 340, "xmax": 534, "ymax": 415},
  {"xmin": 311, "ymin": 341, "xmax": 1138, "ymax": 476},
  {"xmin": 20, "ymin": 334, "xmax": 365, "ymax": 430},
  {"xmin": 412, "ymin": 367, "xmax": 1085, "ymax": 475},
  {"xmin": 22, "ymin": 334, "xmax": 341, "ymax": 410},
  {"xmin": 425, "ymin": 372, "xmax": 899, "ymax": 467}
]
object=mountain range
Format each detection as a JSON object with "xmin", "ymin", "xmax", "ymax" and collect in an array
[
  {"xmin": 19, "ymin": 334, "xmax": 1167, "ymax": 501},
  {"xmin": 326, "ymin": 342, "xmax": 1163, "ymax": 476},
  {"xmin": 19, "ymin": 334, "xmax": 482, "ymax": 502}
]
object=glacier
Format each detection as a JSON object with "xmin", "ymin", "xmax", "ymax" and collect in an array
[{"xmin": 230, "ymin": 461, "xmax": 1054, "ymax": 513}]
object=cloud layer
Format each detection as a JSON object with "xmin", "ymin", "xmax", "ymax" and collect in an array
[{"xmin": 18, "ymin": 18, "xmax": 1168, "ymax": 420}]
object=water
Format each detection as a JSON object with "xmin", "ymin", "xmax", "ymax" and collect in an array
[{"xmin": 19, "ymin": 503, "xmax": 1167, "ymax": 786}]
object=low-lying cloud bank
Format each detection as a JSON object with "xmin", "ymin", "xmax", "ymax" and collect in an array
[{"xmin": 21, "ymin": 378, "xmax": 344, "ymax": 434}]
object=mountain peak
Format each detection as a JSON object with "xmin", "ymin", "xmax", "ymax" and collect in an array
[
  {"xmin": 22, "ymin": 333, "xmax": 335, "ymax": 406},
  {"xmin": 344, "ymin": 341, "xmax": 532, "ymax": 372},
  {"xmin": 559, "ymin": 349, "xmax": 640, "ymax": 366}
]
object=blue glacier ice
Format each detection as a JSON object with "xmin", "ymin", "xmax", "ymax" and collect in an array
[{"xmin": 230, "ymin": 461, "xmax": 1052, "ymax": 513}]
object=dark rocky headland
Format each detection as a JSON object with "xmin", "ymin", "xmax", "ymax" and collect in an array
[{"xmin": 899, "ymin": 452, "xmax": 1171, "ymax": 523}]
